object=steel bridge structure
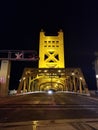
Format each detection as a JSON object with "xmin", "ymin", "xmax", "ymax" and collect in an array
[
  {"xmin": 0, "ymin": 50, "xmax": 90, "ymax": 96},
  {"xmin": 17, "ymin": 67, "xmax": 89, "ymax": 95},
  {"xmin": 0, "ymin": 30, "xmax": 91, "ymax": 96}
]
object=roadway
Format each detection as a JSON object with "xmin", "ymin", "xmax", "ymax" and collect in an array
[{"xmin": 0, "ymin": 92, "xmax": 98, "ymax": 123}]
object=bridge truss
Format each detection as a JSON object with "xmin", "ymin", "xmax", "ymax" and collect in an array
[{"xmin": 17, "ymin": 67, "xmax": 90, "ymax": 95}]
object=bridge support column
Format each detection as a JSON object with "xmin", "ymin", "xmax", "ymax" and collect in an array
[
  {"xmin": 79, "ymin": 80, "xmax": 82, "ymax": 94},
  {"xmin": 0, "ymin": 60, "xmax": 11, "ymax": 97}
]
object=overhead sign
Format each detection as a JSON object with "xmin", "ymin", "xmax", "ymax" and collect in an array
[{"xmin": 0, "ymin": 50, "xmax": 39, "ymax": 61}]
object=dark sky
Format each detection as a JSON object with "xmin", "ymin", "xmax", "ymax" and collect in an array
[{"xmin": 0, "ymin": 0, "xmax": 98, "ymax": 90}]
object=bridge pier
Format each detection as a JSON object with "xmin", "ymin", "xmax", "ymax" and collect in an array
[{"xmin": 0, "ymin": 60, "xmax": 11, "ymax": 97}]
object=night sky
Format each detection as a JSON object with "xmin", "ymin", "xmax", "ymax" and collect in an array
[{"xmin": 0, "ymin": 0, "xmax": 98, "ymax": 90}]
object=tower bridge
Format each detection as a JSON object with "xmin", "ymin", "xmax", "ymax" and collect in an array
[{"xmin": 0, "ymin": 29, "xmax": 90, "ymax": 96}]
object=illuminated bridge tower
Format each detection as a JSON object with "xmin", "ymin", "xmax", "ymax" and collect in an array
[
  {"xmin": 17, "ymin": 29, "xmax": 89, "ymax": 95},
  {"xmin": 39, "ymin": 29, "xmax": 65, "ymax": 68}
]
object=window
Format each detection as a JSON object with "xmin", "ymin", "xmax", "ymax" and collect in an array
[{"xmin": 56, "ymin": 41, "xmax": 59, "ymax": 43}]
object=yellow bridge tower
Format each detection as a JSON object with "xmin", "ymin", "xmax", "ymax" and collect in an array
[
  {"xmin": 39, "ymin": 29, "xmax": 65, "ymax": 68},
  {"xmin": 17, "ymin": 29, "xmax": 89, "ymax": 95}
]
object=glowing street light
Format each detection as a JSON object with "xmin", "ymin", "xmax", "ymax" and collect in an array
[
  {"xmin": 96, "ymin": 74, "xmax": 98, "ymax": 79},
  {"xmin": 72, "ymin": 72, "xmax": 75, "ymax": 76},
  {"xmin": 79, "ymin": 77, "xmax": 83, "ymax": 80}
]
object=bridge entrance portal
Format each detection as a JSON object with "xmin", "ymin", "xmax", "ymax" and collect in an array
[{"xmin": 17, "ymin": 68, "xmax": 89, "ymax": 95}]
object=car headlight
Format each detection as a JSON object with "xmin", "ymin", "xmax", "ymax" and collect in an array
[{"xmin": 47, "ymin": 89, "xmax": 54, "ymax": 94}]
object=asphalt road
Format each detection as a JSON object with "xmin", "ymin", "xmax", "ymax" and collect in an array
[{"xmin": 0, "ymin": 92, "xmax": 98, "ymax": 123}]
